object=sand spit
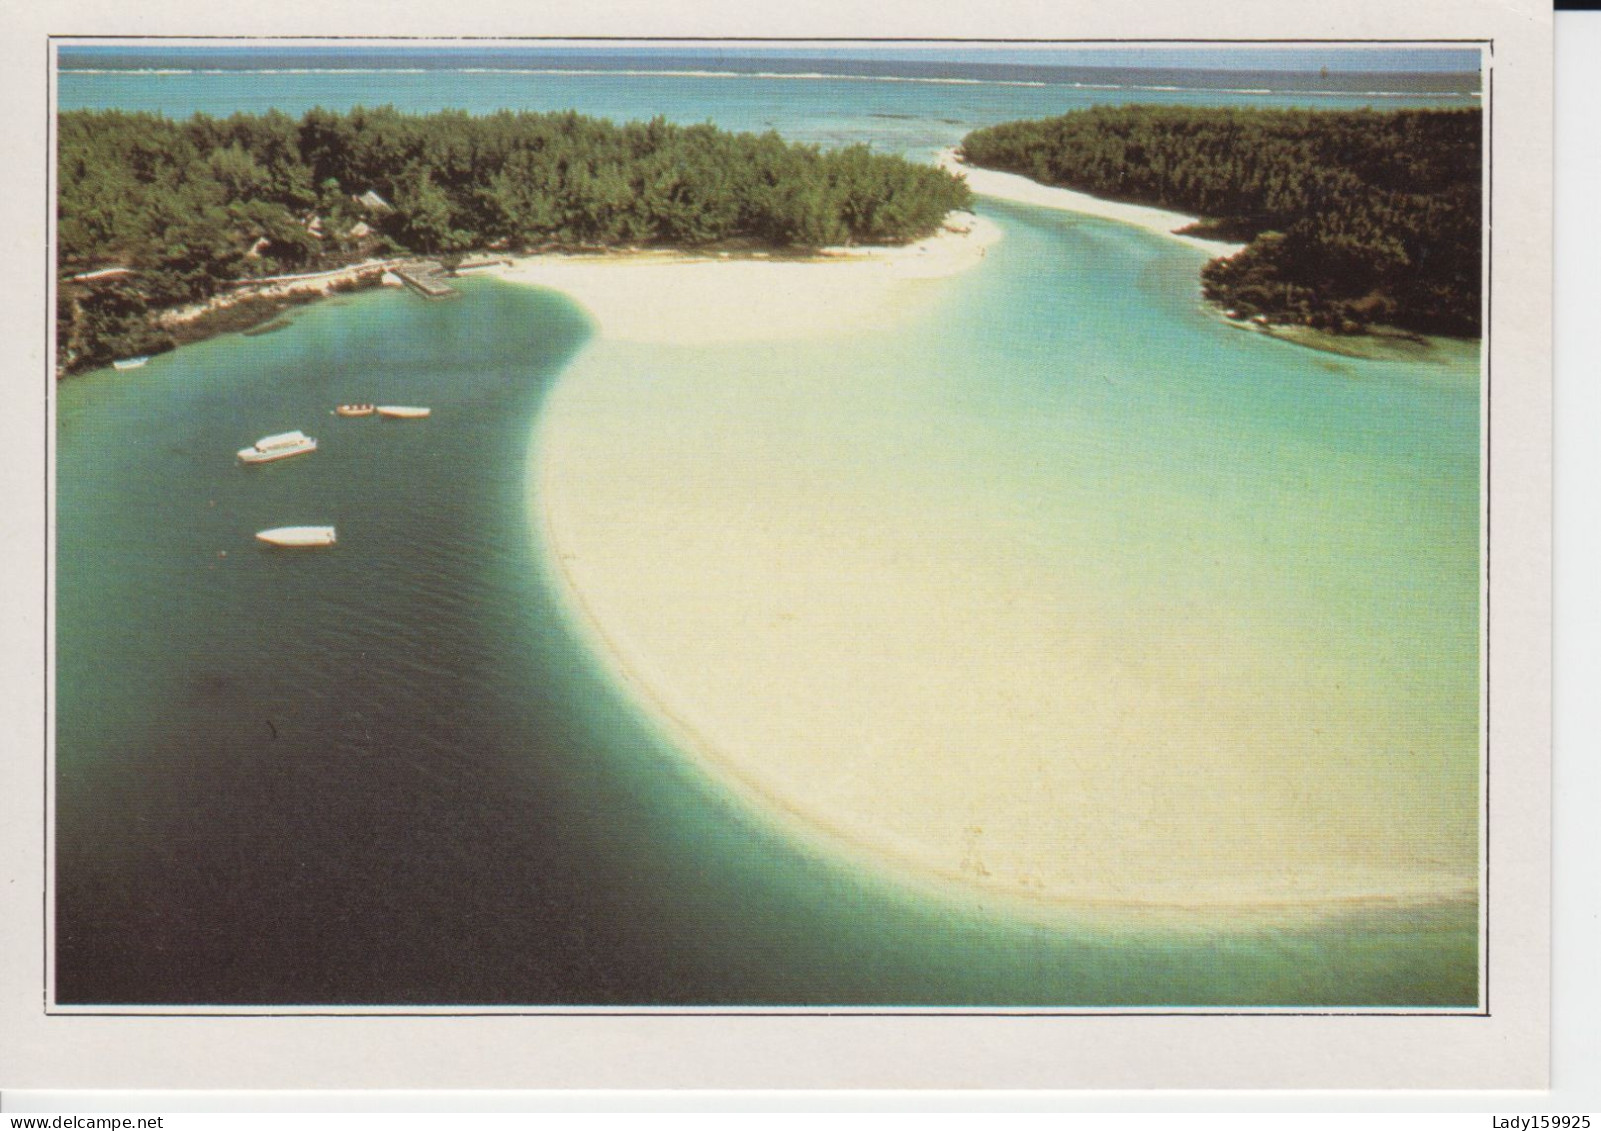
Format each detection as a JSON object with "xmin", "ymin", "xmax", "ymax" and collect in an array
[
  {"xmin": 937, "ymin": 149, "xmax": 1247, "ymax": 259},
  {"xmin": 496, "ymin": 212, "xmax": 1003, "ymax": 346},
  {"xmin": 517, "ymin": 208, "xmax": 1474, "ymax": 922},
  {"xmin": 535, "ymin": 434, "xmax": 1477, "ymax": 919}
]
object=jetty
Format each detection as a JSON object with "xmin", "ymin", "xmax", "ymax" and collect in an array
[{"xmin": 390, "ymin": 261, "xmax": 458, "ymax": 299}]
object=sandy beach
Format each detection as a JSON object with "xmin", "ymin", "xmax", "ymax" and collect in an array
[
  {"xmin": 519, "ymin": 209, "xmax": 1475, "ymax": 921},
  {"xmin": 497, "ymin": 213, "xmax": 1003, "ymax": 346},
  {"xmin": 936, "ymin": 148, "xmax": 1247, "ymax": 259}
]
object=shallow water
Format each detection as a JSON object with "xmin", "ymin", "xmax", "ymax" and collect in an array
[{"xmin": 532, "ymin": 200, "xmax": 1481, "ymax": 911}]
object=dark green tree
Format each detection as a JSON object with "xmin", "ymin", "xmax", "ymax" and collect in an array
[{"xmin": 962, "ymin": 106, "xmax": 1481, "ymax": 336}]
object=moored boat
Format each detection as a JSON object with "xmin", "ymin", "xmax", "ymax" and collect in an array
[
  {"xmin": 256, "ymin": 525, "xmax": 337, "ymax": 548},
  {"xmin": 238, "ymin": 430, "xmax": 317, "ymax": 464},
  {"xmin": 376, "ymin": 405, "xmax": 431, "ymax": 419},
  {"xmin": 335, "ymin": 403, "xmax": 376, "ymax": 417},
  {"xmin": 112, "ymin": 356, "xmax": 150, "ymax": 370}
]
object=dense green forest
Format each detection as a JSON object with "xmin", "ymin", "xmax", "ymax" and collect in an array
[
  {"xmin": 961, "ymin": 106, "xmax": 1481, "ymax": 337},
  {"xmin": 56, "ymin": 107, "xmax": 970, "ymax": 373}
]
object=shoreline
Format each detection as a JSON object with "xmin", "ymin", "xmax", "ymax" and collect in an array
[
  {"xmin": 936, "ymin": 148, "xmax": 1248, "ymax": 259},
  {"xmin": 59, "ymin": 258, "xmax": 398, "ymax": 378},
  {"xmin": 66, "ymin": 216, "xmax": 1003, "ymax": 375},
  {"xmin": 938, "ymin": 149, "xmax": 1475, "ymax": 361},
  {"xmin": 493, "ymin": 211, "xmax": 1003, "ymax": 345},
  {"xmin": 1220, "ymin": 315, "xmax": 1469, "ymax": 362},
  {"xmin": 159, "ymin": 258, "xmax": 398, "ymax": 327}
]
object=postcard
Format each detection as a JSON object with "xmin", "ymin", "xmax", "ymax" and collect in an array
[{"xmin": 0, "ymin": 0, "xmax": 1552, "ymax": 1092}]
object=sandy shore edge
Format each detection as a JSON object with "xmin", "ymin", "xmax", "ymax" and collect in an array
[
  {"xmin": 937, "ymin": 148, "xmax": 1247, "ymax": 259},
  {"xmin": 492, "ymin": 210, "xmax": 1002, "ymax": 345}
]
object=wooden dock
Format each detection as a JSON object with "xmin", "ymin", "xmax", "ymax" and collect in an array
[{"xmin": 391, "ymin": 262, "xmax": 458, "ymax": 299}]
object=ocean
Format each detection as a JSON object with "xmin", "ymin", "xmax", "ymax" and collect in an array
[{"xmin": 53, "ymin": 46, "xmax": 1483, "ymax": 1007}]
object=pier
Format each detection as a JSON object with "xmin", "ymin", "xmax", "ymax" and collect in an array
[{"xmin": 390, "ymin": 261, "xmax": 459, "ymax": 299}]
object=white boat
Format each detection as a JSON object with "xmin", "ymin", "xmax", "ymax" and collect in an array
[
  {"xmin": 335, "ymin": 403, "xmax": 376, "ymax": 417},
  {"xmin": 238, "ymin": 430, "xmax": 317, "ymax": 464},
  {"xmin": 112, "ymin": 356, "xmax": 150, "ymax": 370},
  {"xmin": 256, "ymin": 525, "xmax": 337, "ymax": 548},
  {"xmin": 376, "ymin": 405, "xmax": 431, "ymax": 419}
]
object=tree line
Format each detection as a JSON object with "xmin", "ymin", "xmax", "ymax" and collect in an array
[
  {"xmin": 960, "ymin": 105, "xmax": 1481, "ymax": 337},
  {"xmin": 56, "ymin": 106, "xmax": 971, "ymax": 373}
]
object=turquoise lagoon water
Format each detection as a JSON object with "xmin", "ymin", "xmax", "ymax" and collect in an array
[
  {"xmin": 56, "ymin": 47, "xmax": 1478, "ymax": 161},
  {"xmin": 53, "ymin": 53, "xmax": 1482, "ymax": 1006}
]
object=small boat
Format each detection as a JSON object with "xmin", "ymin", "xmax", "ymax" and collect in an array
[
  {"xmin": 335, "ymin": 403, "xmax": 376, "ymax": 417},
  {"xmin": 376, "ymin": 405, "xmax": 431, "ymax": 419},
  {"xmin": 256, "ymin": 525, "xmax": 337, "ymax": 548},
  {"xmin": 237, "ymin": 430, "xmax": 317, "ymax": 464},
  {"xmin": 112, "ymin": 356, "xmax": 150, "ymax": 370}
]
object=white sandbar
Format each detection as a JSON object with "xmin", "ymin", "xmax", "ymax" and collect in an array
[
  {"xmin": 937, "ymin": 148, "xmax": 1247, "ymax": 259},
  {"xmin": 497, "ymin": 213, "xmax": 1002, "ymax": 346},
  {"xmin": 518, "ymin": 211, "xmax": 1474, "ymax": 921}
]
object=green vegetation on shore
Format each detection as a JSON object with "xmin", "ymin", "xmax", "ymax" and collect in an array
[
  {"xmin": 960, "ymin": 106, "xmax": 1481, "ymax": 338},
  {"xmin": 56, "ymin": 107, "xmax": 970, "ymax": 374}
]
